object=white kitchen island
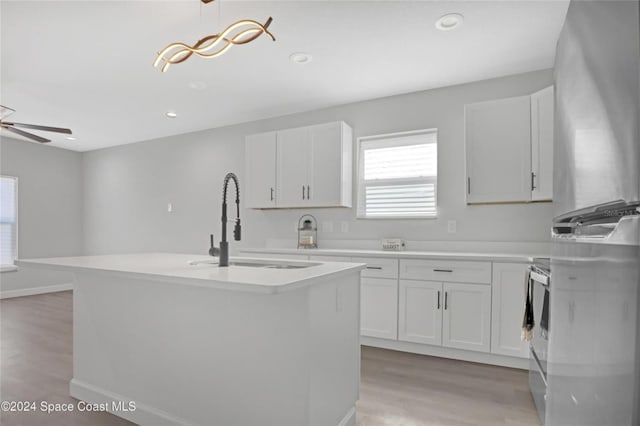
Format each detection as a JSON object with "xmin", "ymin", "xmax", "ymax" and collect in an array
[{"xmin": 16, "ymin": 253, "xmax": 364, "ymax": 426}]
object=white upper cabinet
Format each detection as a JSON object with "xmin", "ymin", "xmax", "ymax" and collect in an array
[
  {"xmin": 308, "ymin": 122, "xmax": 352, "ymax": 207},
  {"xmin": 465, "ymin": 95, "xmax": 533, "ymax": 204},
  {"xmin": 245, "ymin": 131, "xmax": 277, "ymax": 208},
  {"xmin": 277, "ymin": 126, "xmax": 311, "ymax": 207},
  {"xmin": 246, "ymin": 121, "xmax": 352, "ymax": 209},
  {"xmin": 465, "ymin": 86, "xmax": 554, "ymax": 204},
  {"xmin": 531, "ymin": 86, "xmax": 554, "ymax": 201}
]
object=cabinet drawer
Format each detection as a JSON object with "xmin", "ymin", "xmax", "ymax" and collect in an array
[
  {"xmin": 353, "ymin": 257, "xmax": 399, "ymax": 279},
  {"xmin": 400, "ymin": 259, "xmax": 491, "ymax": 284}
]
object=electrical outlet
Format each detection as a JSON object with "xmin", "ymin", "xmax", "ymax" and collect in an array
[
  {"xmin": 167, "ymin": 203, "xmax": 173, "ymax": 213},
  {"xmin": 447, "ymin": 220, "xmax": 457, "ymax": 233},
  {"xmin": 322, "ymin": 221, "xmax": 334, "ymax": 233},
  {"xmin": 340, "ymin": 221, "xmax": 349, "ymax": 233}
]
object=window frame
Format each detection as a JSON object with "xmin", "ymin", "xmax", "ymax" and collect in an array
[
  {"xmin": 0, "ymin": 175, "xmax": 18, "ymax": 271},
  {"xmin": 356, "ymin": 129, "xmax": 438, "ymax": 220}
]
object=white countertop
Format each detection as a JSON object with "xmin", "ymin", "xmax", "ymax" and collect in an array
[
  {"xmin": 240, "ymin": 247, "xmax": 544, "ymax": 263},
  {"xmin": 15, "ymin": 253, "xmax": 365, "ymax": 294}
]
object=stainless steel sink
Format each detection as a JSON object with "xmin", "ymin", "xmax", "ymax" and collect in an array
[
  {"xmin": 188, "ymin": 258, "xmax": 319, "ymax": 269},
  {"xmin": 228, "ymin": 261, "xmax": 267, "ymax": 267}
]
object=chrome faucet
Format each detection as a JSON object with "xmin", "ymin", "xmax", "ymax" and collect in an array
[{"xmin": 211, "ymin": 172, "xmax": 241, "ymax": 267}]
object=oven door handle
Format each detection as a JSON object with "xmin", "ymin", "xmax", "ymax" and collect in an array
[
  {"xmin": 529, "ymin": 269, "xmax": 550, "ymax": 288},
  {"xmin": 529, "ymin": 346, "xmax": 548, "ymax": 387}
]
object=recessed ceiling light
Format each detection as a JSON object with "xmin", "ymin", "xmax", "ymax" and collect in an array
[
  {"xmin": 289, "ymin": 52, "xmax": 312, "ymax": 64},
  {"xmin": 166, "ymin": 111, "xmax": 178, "ymax": 118},
  {"xmin": 435, "ymin": 13, "xmax": 464, "ymax": 31},
  {"xmin": 66, "ymin": 136, "xmax": 76, "ymax": 141},
  {"xmin": 188, "ymin": 81, "xmax": 208, "ymax": 90}
]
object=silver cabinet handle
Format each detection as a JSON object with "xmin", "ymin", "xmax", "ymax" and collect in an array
[
  {"xmin": 433, "ymin": 269, "xmax": 453, "ymax": 273},
  {"xmin": 531, "ymin": 172, "xmax": 536, "ymax": 191},
  {"xmin": 444, "ymin": 292, "xmax": 448, "ymax": 310},
  {"xmin": 437, "ymin": 290, "xmax": 441, "ymax": 310},
  {"xmin": 366, "ymin": 266, "xmax": 383, "ymax": 270},
  {"xmin": 270, "ymin": 187, "xmax": 274, "ymax": 201},
  {"xmin": 307, "ymin": 185, "xmax": 310, "ymax": 199},
  {"xmin": 302, "ymin": 185, "xmax": 305, "ymax": 200},
  {"xmin": 467, "ymin": 177, "xmax": 471, "ymax": 194}
]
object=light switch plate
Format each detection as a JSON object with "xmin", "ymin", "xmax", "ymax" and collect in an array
[{"xmin": 448, "ymin": 220, "xmax": 457, "ymax": 233}]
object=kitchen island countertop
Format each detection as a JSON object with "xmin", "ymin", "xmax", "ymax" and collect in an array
[{"xmin": 16, "ymin": 252, "xmax": 365, "ymax": 294}]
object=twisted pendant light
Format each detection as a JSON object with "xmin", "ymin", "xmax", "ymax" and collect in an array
[{"xmin": 153, "ymin": 0, "xmax": 275, "ymax": 73}]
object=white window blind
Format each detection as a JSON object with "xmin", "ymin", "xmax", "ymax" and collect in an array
[
  {"xmin": 357, "ymin": 130, "xmax": 437, "ymax": 218},
  {"xmin": 0, "ymin": 176, "xmax": 17, "ymax": 266}
]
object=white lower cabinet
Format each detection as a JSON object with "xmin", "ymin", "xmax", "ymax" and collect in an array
[
  {"xmin": 240, "ymin": 251, "xmax": 529, "ymax": 366},
  {"xmin": 399, "ymin": 280, "xmax": 442, "ymax": 345},
  {"xmin": 442, "ymin": 282, "xmax": 492, "ymax": 353},
  {"xmin": 360, "ymin": 277, "xmax": 398, "ymax": 340},
  {"xmin": 399, "ymin": 280, "xmax": 491, "ymax": 353},
  {"xmin": 491, "ymin": 263, "xmax": 529, "ymax": 358}
]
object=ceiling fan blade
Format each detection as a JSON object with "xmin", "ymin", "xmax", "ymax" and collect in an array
[
  {"xmin": 2, "ymin": 121, "xmax": 72, "ymax": 134},
  {"xmin": 2, "ymin": 125, "xmax": 51, "ymax": 143}
]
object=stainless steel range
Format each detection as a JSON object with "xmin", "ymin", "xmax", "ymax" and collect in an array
[{"xmin": 529, "ymin": 257, "xmax": 551, "ymax": 424}]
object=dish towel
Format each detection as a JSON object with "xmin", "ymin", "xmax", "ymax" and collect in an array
[
  {"xmin": 522, "ymin": 269, "xmax": 534, "ymax": 342},
  {"xmin": 540, "ymin": 288, "xmax": 550, "ymax": 339}
]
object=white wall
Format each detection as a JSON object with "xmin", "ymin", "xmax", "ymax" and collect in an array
[
  {"xmin": 0, "ymin": 137, "xmax": 82, "ymax": 294},
  {"xmin": 82, "ymin": 69, "xmax": 554, "ymax": 256}
]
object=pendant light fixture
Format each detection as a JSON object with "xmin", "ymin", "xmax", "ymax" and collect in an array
[{"xmin": 153, "ymin": 0, "xmax": 275, "ymax": 73}]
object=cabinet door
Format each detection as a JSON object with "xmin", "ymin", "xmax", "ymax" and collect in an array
[
  {"xmin": 398, "ymin": 280, "xmax": 442, "ymax": 345},
  {"xmin": 277, "ymin": 126, "xmax": 311, "ymax": 207},
  {"xmin": 245, "ymin": 132, "xmax": 277, "ymax": 208},
  {"xmin": 442, "ymin": 283, "xmax": 491, "ymax": 352},
  {"xmin": 491, "ymin": 263, "xmax": 530, "ymax": 358},
  {"xmin": 531, "ymin": 86, "xmax": 554, "ymax": 201},
  {"xmin": 360, "ymin": 277, "xmax": 398, "ymax": 340},
  {"xmin": 465, "ymin": 96, "xmax": 532, "ymax": 204},
  {"xmin": 308, "ymin": 122, "xmax": 352, "ymax": 207}
]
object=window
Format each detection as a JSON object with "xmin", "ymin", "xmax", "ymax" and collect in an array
[
  {"xmin": 0, "ymin": 176, "xmax": 18, "ymax": 267},
  {"xmin": 357, "ymin": 129, "xmax": 437, "ymax": 218}
]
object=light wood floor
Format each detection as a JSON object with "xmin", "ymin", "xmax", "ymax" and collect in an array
[{"xmin": 1, "ymin": 291, "xmax": 540, "ymax": 426}]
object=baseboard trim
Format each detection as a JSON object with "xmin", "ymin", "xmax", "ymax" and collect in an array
[
  {"xmin": 338, "ymin": 406, "xmax": 356, "ymax": 426},
  {"xmin": 361, "ymin": 337, "xmax": 529, "ymax": 370},
  {"xmin": 0, "ymin": 283, "xmax": 73, "ymax": 299},
  {"xmin": 70, "ymin": 379, "xmax": 193, "ymax": 426},
  {"xmin": 71, "ymin": 379, "xmax": 356, "ymax": 426}
]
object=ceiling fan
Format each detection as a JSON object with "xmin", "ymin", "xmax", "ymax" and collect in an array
[{"xmin": 0, "ymin": 105, "xmax": 73, "ymax": 143}]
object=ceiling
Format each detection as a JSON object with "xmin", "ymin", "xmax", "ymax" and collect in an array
[{"xmin": 0, "ymin": 1, "xmax": 569, "ymax": 152}]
